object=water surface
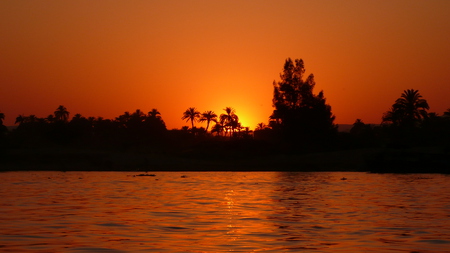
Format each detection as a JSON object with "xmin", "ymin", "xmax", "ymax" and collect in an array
[{"xmin": 1, "ymin": 171, "xmax": 449, "ymax": 252}]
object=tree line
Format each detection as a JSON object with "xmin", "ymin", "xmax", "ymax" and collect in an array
[
  {"xmin": 1, "ymin": 58, "xmax": 449, "ymax": 153},
  {"xmin": 181, "ymin": 107, "xmax": 251, "ymax": 138},
  {"xmin": 0, "ymin": 107, "xmax": 167, "ymax": 148}
]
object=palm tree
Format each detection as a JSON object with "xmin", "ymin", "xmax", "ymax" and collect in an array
[
  {"xmin": 199, "ymin": 111, "xmax": 217, "ymax": 132},
  {"xmin": 444, "ymin": 108, "xmax": 450, "ymax": 117},
  {"xmin": 46, "ymin": 114, "xmax": 55, "ymax": 123},
  {"xmin": 116, "ymin": 111, "xmax": 131, "ymax": 127},
  {"xmin": 72, "ymin": 113, "xmax": 83, "ymax": 120},
  {"xmin": 0, "ymin": 113, "xmax": 4, "ymax": 125},
  {"xmin": 127, "ymin": 109, "xmax": 145, "ymax": 129},
  {"xmin": 211, "ymin": 122, "xmax": 224, "ymax": 136},
  {"xmin": 382, "ymin": 89, "xmax": 429, "ymax": 126},
  {"xmin": 54, "ymin": 105, "xmax": 70, "ymax": 122},
  {"xmin": 148, "ymin": 109, "xmax": 161, "ymax": 119},
  {"xmin": 220, "ymin": 107, "xmax": 239, "ymax": 136},
  {"xmin": 181, "ymin": 107, "xmax": 200, "ymax": 129},
  {"xmin": 27, "ymin": 115, "xmax": 38, "ymax": 123},
  {"xmin": 15, "ymin": 115, "xmax": 24, "ymax": 125},
  {"xmin": 255, "ymin": 122, "xmax": 267, "ymax": 131},
  {"xmin": 132, "ymin": 109, "xmax": 144, "ymax": 118},
  {"xmin": 396, "ymin": 89, "xmax": 429, "ymax": 120}
]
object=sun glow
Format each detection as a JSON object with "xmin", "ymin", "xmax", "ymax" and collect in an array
[{"xmin": 2, "ymin": 1, "xmax": 449, "ymax": 128}]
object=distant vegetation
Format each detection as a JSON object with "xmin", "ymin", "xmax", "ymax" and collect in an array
[{"xmin": 1, "ymin": 58, "xmax": 450, "ymax": 171}]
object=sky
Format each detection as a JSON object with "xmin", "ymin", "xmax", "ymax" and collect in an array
[{"xmin": 1, "ymin": 0, "xmax": 449, "ymax": 129}]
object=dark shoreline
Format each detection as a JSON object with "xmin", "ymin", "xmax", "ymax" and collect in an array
[{"xmin": 2, "ymin": 147, "xmax": 449, "ymax": 173}]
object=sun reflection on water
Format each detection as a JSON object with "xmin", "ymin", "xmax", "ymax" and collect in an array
[{"xmin": 1, "ymin": 172, "xmax": 450, "ymax": 252}]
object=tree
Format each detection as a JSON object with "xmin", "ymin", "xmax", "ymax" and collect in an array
[
  {"xmin": 220, "ymin": 107, "xmax": 239, "ymax": 136},
  {"xmin": 199, "ymin": 111, "xmax": 217, "ymax": 132},
  {"xmin": 350, "ymin": 119, "xmax": 365, "ymax": 135},
  {"xmin": 181, "ymin": 107, "xmax": 200, "ymax": 129},
  {"xmin": 144, "ymin": 108, "xmax": 167, "ymax": 135},
  {"xmin": 54, "ymin": 105, "xmax": 70, "ymax": 122},
  {"xmin": 255, "ymin": 122, "xmax": 267, "ymax": 131},
  {"xmin": 15, "ymin": 115, "xmax": 24, "ymax": 125},
  {"xmin": 116, "ymin": 111, "xmax": 131, "ymax": 128},
  {"xmin": 0, "ymin": 113, "xmax": 4, "ymax": 125},
  {"xmin": 211, "ymin": 121, "xmax": 224, "ymax": 136},
  {"xmin": 443, "ymin": 108, "xmax": 450, "ymax": 117},
  {"xmin": 270, "ymin": 58, "xmax": 336, "ymax": 146},
  {"xmin": 46, "ymin": 114, "xmax": 56, "ymax": 123},
  {"xmin": 382, "ymin": 89, "xmax": 429, "ymax": 127},
  {"xmin": 147, "ymin": 109, "xmax": 161, "ymax": 119},
  {"xmin": 349, "ymin": 118, "xmax": 376, "ymax": 146}
]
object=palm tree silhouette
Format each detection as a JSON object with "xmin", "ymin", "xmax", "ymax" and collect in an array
[
  {"xmin": 148, "ymin": 109, "xmax": 161, "ymax": 119},
  {"xmin": 0, "ymin": 113, "xmax": 4, "ymax": 125},
  {"xmin": 15, "ymin": 115, "xmax": 38, "ymax": 124},
  {"xmin": 72, "ymin": 114, "xmax": 83, "ymax": 121},
  {"xmin": 15, "ymin": 115, "xmax": 24, "ymax": 125},
  {"xmin": 46, "ymin": 114, "xmax": 55, "ymax": 123},
  {"xmin": 116, "ymin": 111, "xmax": 131, "ymax": 127},
  {"xmin": 220, "ymin": 107, "xmax": 239, "ymax": 136},
  {"xmin": 27, "ymin": 115, "xmax": 38, "ymax": 123},
  {"xmin": 54, "ymin": 105, "xmax": 70, "ymax": 122},
  {"xmin": 255, "ymin": 122, "xmax": 267, "ymax": 131},
  {"xmin": 132, "ymin": 109, "xmax": 145, "ymax": 118},
  {"xmin": 199, "ymin": 111, "xmax": 217, "ymax": 132},
  {"xmin": 211, "ymin": 121, "xmax": 224, "ymax": 136},
  {"xmin": 383, "ymin": 89, "xmax": 429, "ymax": 126},
  {"xmin": 396, "ymin": 89, "xmax": 429, "ymax": 120},
  {"xmin": 444, "ymin": 108, "xmax": 450, "ymax": 117},
  {"xmin": 182, "ymin": 107, "xmax": 200, "ymax": 129}
]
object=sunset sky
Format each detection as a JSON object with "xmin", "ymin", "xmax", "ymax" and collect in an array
[{"xmin": 1, "ymin": 0, "xmax": 449, "ymax": 129}]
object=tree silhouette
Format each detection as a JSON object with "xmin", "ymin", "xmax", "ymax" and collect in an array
[
  {"xmin": 144, "ymin": 108, "xmax": 167, "ymax": 136},
  {"xmin": 220, "ymin": 107, "xmax": 239, "ymax": 136},
  {"xmin": 255, "ymin": 122, "xmax": 267, "ymax": 131},
  {"xmin": 54, "ymin": 105, "xmax": 70, "ymax": 122},
  {"xmin": 443, "ymin": 108, "xmax": 450, "ymax": 117},
  {"xmin": 46, "ymin": 114, "xmax": 56, "ymax": 123},
  {"xmin": 147, "ymin": 109, "xmax": 161, "ymax": 119},
  {"xmin": 15, "ymin": 115, "xmax": 39, "ymax": 124},
  {"xmin": 15, "ymin": 115, "xmax": 24, "ymax": 125},
  {"xmin": 211, "ymin": 121, "xmax": 224, "ymax": 136},
  {"xmin": 182, "ymin": 107, "xmax": 200, "ymax": 129},
  {"xmin": 27, "ymin": 115, "xmax": 38, "ymax": 123},
  {"xmin": 350, "ymin": 119, "xmax": 365, "ymax": 134},
  {"xmin": 72, "ymin": 113, "xmax": 83, "ymax": 121},
  {"xmin": 271, "ymin": 58, "xmax": 336, "ymax": 146},
  {"xmin": 130, "ymin": 109, "xmax": 145, "ymax": 126},
  {"xmin": 69, "ymin": 113, "xmax": 92, "ymax": 141},
  {"xmin": 199, "ymin": 111, "xmax": 217, "ymax": 132},
  {"xmin": 382, "ymin": 89, "xmax": 429, "ymax": 127},
  {"xmin": 0, "ymin": 113, "xmax": 4, "ymax": 126},
  {"xmin": 116, "ymin": 111, "xmax": 131, "ymax": 128}
]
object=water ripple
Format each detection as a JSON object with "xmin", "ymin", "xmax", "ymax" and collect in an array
[{"xmin": 1, "ymin": 171, "xmax": 450, "ymax": 252}]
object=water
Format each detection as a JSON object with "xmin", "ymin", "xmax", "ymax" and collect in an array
[{"xmin": 1, "ymin": 171, "xmax": 450, "ymax": 252}]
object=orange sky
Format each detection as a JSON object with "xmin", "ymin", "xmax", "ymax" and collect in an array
[{"xmin": 1, "ymin": 0, "xmax": 449, "ymax": 129}]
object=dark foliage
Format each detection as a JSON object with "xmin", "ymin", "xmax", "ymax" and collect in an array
[
  {"xmin": 270, "ymin": 58, "xmax": 336, "ymax": 150},
  {"xmin": 382, "ymin": 89, "xmax": 429, "ymax": 128},
  {"xmin": 8, "ymin": 106, "xmax": 167, "ymax": 149}
]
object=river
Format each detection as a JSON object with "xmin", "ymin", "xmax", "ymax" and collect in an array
[{"xmin": 1, "ymin": 171, "xmax": 449, "ymax": 252}]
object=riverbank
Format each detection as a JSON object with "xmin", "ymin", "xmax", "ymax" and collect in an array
[{"xmin": 2, "ymin": 146, "xmax": 448, "ymax": 172}]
